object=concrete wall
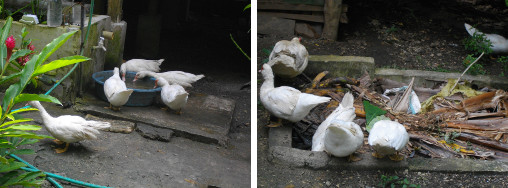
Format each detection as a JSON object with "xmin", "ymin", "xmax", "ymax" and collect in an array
[{"xmin": 0, "ymin": 15, "xmax": 112, "ymax": 103}]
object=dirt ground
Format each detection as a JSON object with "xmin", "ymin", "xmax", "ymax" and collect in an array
[
  {"xmin": 258, "ymin": 0, "xmax": 508, "ymax": 75},
  {"xmin": 257, "ymin": 0, "xmax": 508, "ymax": 187}
]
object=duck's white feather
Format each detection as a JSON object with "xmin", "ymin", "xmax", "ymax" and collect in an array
[
  {"xmin": 29, "ymin": 101, "xmax": 111, "ymax": 143},
  {"xmin": 157, "ymin": 77, "xmax": 189, "ymax": 111},
  {"xmin": 465, "ymin": 23, "xmax": 508, "ymax": 54},
  {"xmin": 312, "ymin": 92, "xmax": 363, "ymax": 157},
  {"xmin": 368, "ymin": 120, "xmax": 409, "ymax": 156},
  {"xmin": 104, "ymin": 67, "xmax": 133, "ymax": 107},
  {"xmin": 260, "ymin": 64, "xmax": 330, "ymax": 122},
  {"xmin": 268, "ymin": 37, "xmax": 309, "ymax": 78},
  {"xmin": 136, "ymin": 70, "xmax": 204, "ymax": 88}
]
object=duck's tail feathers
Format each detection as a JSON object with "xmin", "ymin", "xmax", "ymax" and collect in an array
[
  {"xmin": 86, "ymin": 121, "xmax": 112, "ymax": 130},
  {"xmin": 299, "ymin": 93, "xmax": 331, "ymax": 108},
  {"xmin": 156, "ymin": 59, "xmax": 165, "ymax": 65},
  {"xmin": 267, "ymin": 55, "xmax": 295, "ymax": 67},
  {"xmin": 194, "ymin": 74, "xmax": 205, "ymax": 81},
  {"xmin": 465, "ymin": 23, "xmax": 483, "ymax": 37},
  {"xmin": 339, "ymin": 92, "xmax": 354, "ymax": 109},
  {"xmin": 117, "ymin": 89, "xmax": 134, "ymax": 98}
]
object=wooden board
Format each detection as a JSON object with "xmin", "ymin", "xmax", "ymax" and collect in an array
[
  {"xmin": 259, "ymin": 12, "xmax": 324, "ymax": 23},
  {"xmin": 258, "ymin": 2, "xmax": 323, "ymax": 11}
]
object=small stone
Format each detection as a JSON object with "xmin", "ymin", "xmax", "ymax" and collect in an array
[
  {"xmin": 325, "ymin": 181, "xmax": 331, "ymax": 186},
  {"xmin": 136, "ymin": 123, "xmax": 173, "ymax": 142},
  {"xmin": 295, "ymin": 23, "xmax": 320, "ymax": 39}
]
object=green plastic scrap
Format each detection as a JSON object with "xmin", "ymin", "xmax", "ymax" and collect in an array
[
  {"xmin": 363, "ymin": 100, "xmax": 387, "ymax": 132},
  {"xmin": 420, "ymin": 79, "xmax": 483, "ymax": 113}
]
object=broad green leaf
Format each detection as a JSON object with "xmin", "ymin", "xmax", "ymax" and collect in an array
[
  {"xmin": 0, "ymin": 156, "xmax": 8, "ymax": 164},
  {"xmin": 0, "ymin": 17, "xmax": 13, "ymax": 44},
  {"xmin": 2, "ymin": 83, "xmax": 19, "ymax": 115},
  {"xmin": 36, "ymin": 30, "xmax": 77, "ymax": 68},
  {"xmin": 2, "ymin": 131, "xmax": 52, "ymax": 139},
  {"xmin": 33, "ymin": 55, "xmax": 90, "ymax": 76},
  {"xmin": 0, "ymin": 71, "xmax": 22, "ymax": 85},
  {"xmin": 9, "ymin": 49, "xmax": 32, "ymax": 63},
  {"xmin": 363, "ymin": 100, "xmax": 387, "ymax": 132},
  {"xmin": 18, "ymin": 54, "xmax": 38, "ymax": 91},
  {"xmin": 0, "ymin": 124, "xmax": 41, "ymax": 131},
  {"xmin": 0, "ymin": 161, "xmax": 26, "ymax": 173},
  {"xmin": 17, "ymin": 139, "xmax": 38, "ymax": 146},
  {"xmin": 0, "ymin": 118, "xmax": 33, "ymax": 128},
  {"xmin": 14, "ymin": 94, "xmax": 61, "ymax": 106},
  {"xmin": 21, "ymin": 27, "xmax": 27, "ymax": 39},
  {"xmin": 9, "ymin": 149, "xmax": 35, "ymax": 155},
  {"xmin": 0, "ymin": 171, "xmax": 19, "ymax": 185},
  {"xmin": 9, "ymin": 108, "xmax": 38, "ymax": 115},
  {"xmin": 6, "ymin": 114, "xmax": 15, "ymax": 121},
  {"xmin": 0, "ymin": 143, "xmax": 16, "ymax": 149},
  {"xmin": 19, "ymin": 171, "xmax": 44, "ymax": 183},
  {"xmin": 0, "ymin": 43, "xmax": 6, "ymax": 75}
]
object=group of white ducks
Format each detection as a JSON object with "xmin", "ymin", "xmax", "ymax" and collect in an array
[
  {"xmin": 104, "ymin": 58, "xmax": 204, "ymax": 114},
  {"xmin": 260, "ymin": 37, "xmax": 410, "ymax": 161},
  {"xmin": 29, "ymin": 58, "xmax": 204, "ymax": 153}
]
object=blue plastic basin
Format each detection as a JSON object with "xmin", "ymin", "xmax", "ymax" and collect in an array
[{"xmin": 92, "ymin": 71, "xmax": 161, "ymax": 107}]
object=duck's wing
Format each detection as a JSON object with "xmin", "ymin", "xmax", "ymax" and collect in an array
[
  {"xmin": 266, "ymin": 86, "xmax": 300, "ymax": 116},
  {"xmin": 104, "ymin": 77, "xmax": 128, "ymax": 99}
]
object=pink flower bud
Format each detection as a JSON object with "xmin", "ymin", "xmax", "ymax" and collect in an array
[{"xmin": 5, "ymin": 35, "xmax": 15, "ymax": 49}]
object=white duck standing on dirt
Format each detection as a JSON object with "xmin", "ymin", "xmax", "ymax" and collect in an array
[
  {"xmin": 312, "ymin": 92, "xmax": 363, "ymax": 161},
  {"xmin": 368, "ymin": 120, "xmax": 409, "ymax": 161},
  {"xmin": 464, "ymin": 23, "xmax": 508, "ymax": 54},
  {"xmin": 267, "ymin": 37, "xmax": 309, "ymax": 78},
  {"xmin": 155, "ymin": 76, "xmax": 189, "ymax": 115},
  {"xmin": 259, "ymin": 63, "xmax": 330, "ymax": 127},
  {"xmin": 133, "ymin": 70, "xmax": 204, "ymax": 88},
  {"xmin": 29, "ymin": 101, "xmax": 111, "ymax": 153},
  {"xmin": 120, "ymin": 59, "xmax": 164, "ymax": 81},
  {"xmin": 104, "ymin": 67, "xmax": 134, "ymax": 111}
]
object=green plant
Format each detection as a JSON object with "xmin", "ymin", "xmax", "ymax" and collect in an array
[
  {"xmin": 443, "ymin": 131, "xmax": 460, "ymax": 145},
  {"xmin": 463, "ymin": 31, "xmax": 492, "ymax": 56},
  {"xmin": 261, "ymin": 48, "xmax": 272, "ymax": 64},
  {"xmin": 462, "ymin": 54, "xmax": 486, "ymax": 75},
  {"xmin": 498, "ymin": 56, "xmax": 508, "ymax": 75},
  {"xmin": 0, "ymin": 16, "xmax": 90, "ymax": 187},
  {"xmin": 230, "ymin": 4, "xmax": 250, "ymax": 61},
  {"xmin": 385, "ymin": 25, "xmax": 398, "ymax": 34},
  {"xmin": 379, "ymin": 175, "xmax": 420, "ymax": 188}
]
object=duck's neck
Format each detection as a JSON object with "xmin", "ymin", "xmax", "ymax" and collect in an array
[
  {"xmin": 260, "ymin": 74, "xmax": 275, "ymax": 96},
  {"xmin": 32, "ymin": 102, "xmax": 54, "ymax": 124}
]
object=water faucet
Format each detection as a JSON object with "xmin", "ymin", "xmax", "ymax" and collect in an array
[{"xmin": 93, "ymin": 37, "xmax": 106, "ymax": 51}]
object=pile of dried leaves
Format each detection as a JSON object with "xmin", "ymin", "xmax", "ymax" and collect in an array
[{"xmin": 293, "ymin": 71, "xmax": 508, "ymax": 161}]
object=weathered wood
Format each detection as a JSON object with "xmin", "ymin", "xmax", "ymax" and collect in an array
[
  {"xmin": 322, "ymin": 0, "xmax": 342, "ymax": 40},
  {"xmin": 259, "ymin": 0, "xmax": 325, "ymax": 6},
  {"xmin": 108, "ymin": 0, "xmax": 123, "ymax": 22},
  {"xmin": 258, "ymin": 2, "xmax": 323, "ymax": 11},
  {"xmin": 458, "ymin": 133, "xmax": 508, "ymax": 152},
  {"xmin": 258, "ymin": 12, "xmax": 324, "ymax": 23}
]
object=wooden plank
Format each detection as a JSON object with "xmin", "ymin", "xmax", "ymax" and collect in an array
[
  {"xmin": 258, "ymin": 2, "xmax": 323, "ymax": 11},
  {"xmin": 322, "ymin": 0, "xmax": 342, "ymax": 40},
  {"xmin": 108, "ymin": 0, "xmax": 123, "ymax": 22},
  {"xmin": 259, "ymin": 12, "xmax": 324, "ymax": 23}
]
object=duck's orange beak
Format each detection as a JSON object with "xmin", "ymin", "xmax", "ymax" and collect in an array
[
  {"xmin": 122, "ymin": 73, "xmax": 126, "ymax": 81},
  {"xmin": 154, "ymin": 79, "xmax": 158, "ymax": 89},
  {"xmin": 133, "ymin": 75, "xmax": 138, "ymax": 82}
]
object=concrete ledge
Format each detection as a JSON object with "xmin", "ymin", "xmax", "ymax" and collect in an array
[
  {"xmin": 267, "ymin": 126, "xmax": 508, "ymax": 173},
  {"xmin": 305, "ymin": 55, "xmax": 375, "ymax": 78},
  {"xmin": 375, "ymin": 68, "xmax": 508, "ymax": 90}
]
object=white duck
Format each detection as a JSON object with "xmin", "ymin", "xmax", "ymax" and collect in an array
[
  {"xmin": 28, "ymin": 101, "xmax": 111, "ymax": 153},
  {"xmin": 133, "ymin": 70, "xmax": 204, "ymax": 88},
  {"xmin": 259, "ymin": 63, "xmax": 330, "ymax": 127},
  {"xmin": 267, "ymin": 37, "xmax": 309, "ymax": 78},
  {"xmin": 104, "ymin": 67, "xmax": 134, "ymax": 111},
  {"xmin": 312, "ymin": 92, "xmax": 363, "ymax": 160},
  {"xmin": 120, "ymin": 59, "xmax": 164, "ymax": 81},
  {"xmin": 155, "ymin": 76, "xmax": 189, "ymax": 115},
  {"xmin": 368, "ymin": 120, "xmax": 409, "ymax": 161},
  {"xmin": 465, "ymin": 23, "xmax": 508, "ymax": 54}
]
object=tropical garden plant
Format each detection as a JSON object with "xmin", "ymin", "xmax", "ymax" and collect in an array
[{"xmin": 0, "ymin": 16, "xmax": 90, "ymax": 187}]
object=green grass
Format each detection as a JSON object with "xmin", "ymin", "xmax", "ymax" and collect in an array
[{"xmin": 378, "ymin": 175, "xmax": 421, "ymax": 188}]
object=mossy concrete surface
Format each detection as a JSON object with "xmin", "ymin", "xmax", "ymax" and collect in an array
[
  {"xmin": 105, "ymin": 21, "xmax": 127, "ymax": 70},
  {"xmin": 305, "ymin": 55, "xmax": 375, "ymax": 78},
  {"xmin": 73, "ymin": 93, "xmax": 235, "ymax": 145}
]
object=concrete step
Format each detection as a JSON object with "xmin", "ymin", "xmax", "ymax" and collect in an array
[{"xmin": 74, "ymin": 93, "xmax": 235, "ymax": 145}]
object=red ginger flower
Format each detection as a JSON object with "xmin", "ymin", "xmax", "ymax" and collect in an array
[{"xmin": 5, "ymin": 35, "xmax": 15, "ymax": 62}]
